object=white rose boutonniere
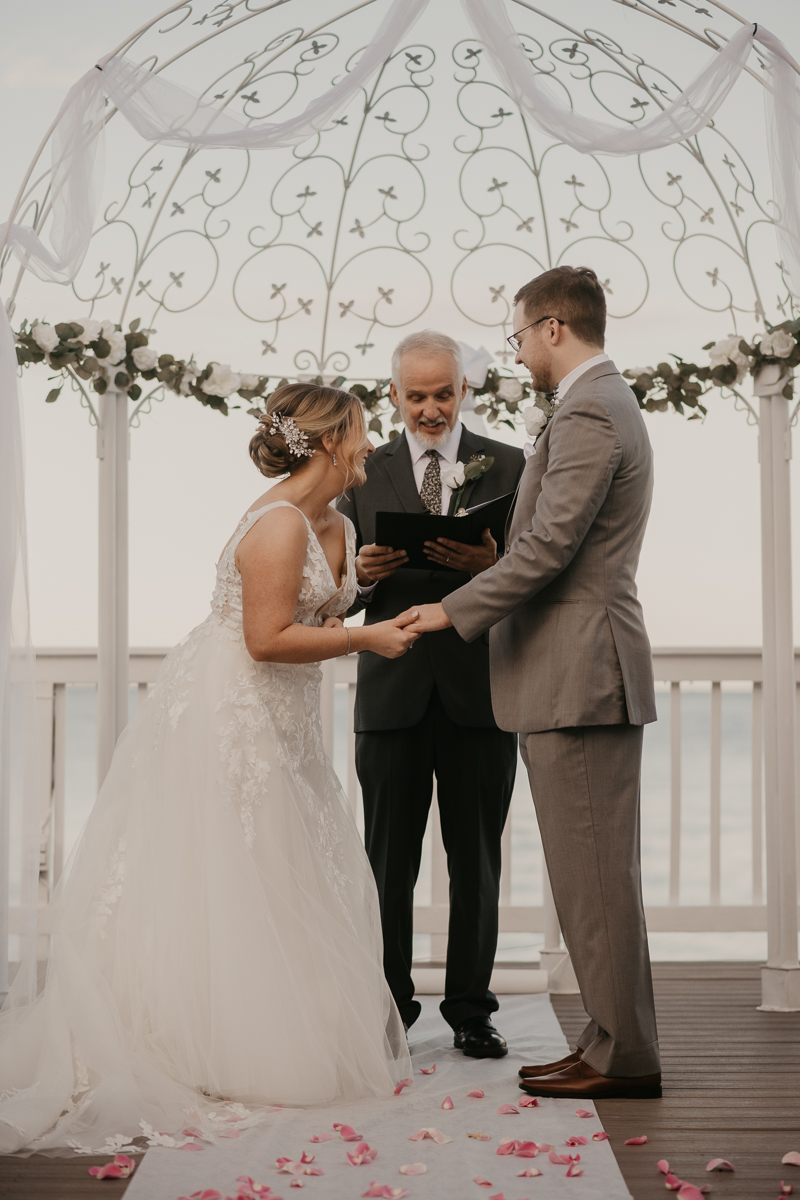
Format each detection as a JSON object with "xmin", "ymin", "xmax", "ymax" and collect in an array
[
  {"xmin": 439, "ymin": 460, "xmax": 466, "ymax": 491},
  {"xmin": 523, "ymin": 405, "xmax": 548, "ymax": 438},
  {"xmin": 441, "ymin": 454, "xmax": 495, "ymax": 516}
]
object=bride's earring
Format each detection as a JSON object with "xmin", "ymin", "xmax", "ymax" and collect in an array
[{"xmin": 332, "ymin": 452, "xmax": 338, "ymax": 466}]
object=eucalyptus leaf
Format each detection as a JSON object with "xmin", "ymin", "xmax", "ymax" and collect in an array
[{"xmin": 45, "ymin": 387, "xmax": 61, "ymax": 404}]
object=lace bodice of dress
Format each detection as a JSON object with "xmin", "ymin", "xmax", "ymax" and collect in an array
[{"xmin": 210, "ymin": 500, "xmax": 357, "ymax": 633}]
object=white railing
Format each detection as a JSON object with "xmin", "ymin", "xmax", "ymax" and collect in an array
[{"xmin": 26, "ymin": 648, "xmax": 800, "ymax": 955}]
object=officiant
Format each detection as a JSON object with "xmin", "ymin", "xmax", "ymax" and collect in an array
[{"xmin": 337, "ymin": 331, "xmax": 524, "ymax": 1056}]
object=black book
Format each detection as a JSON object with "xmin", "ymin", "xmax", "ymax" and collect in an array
[{"xmin": 375, "ymin": 491, "xmax": 516, "ymax": 571}]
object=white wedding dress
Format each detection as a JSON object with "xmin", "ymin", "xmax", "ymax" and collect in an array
[{"xmin": 0, "ymin": 501, "xmax": 410, "ymax": 1155}]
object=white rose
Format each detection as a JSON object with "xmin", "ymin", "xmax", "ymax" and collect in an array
[
  {"xmin": 708, "ymin": 334, "xmax": 751, "ymax": 384},
  {"xmin": 32, "ymin": 322, "xmax": 59, "ymax": 352},
  {"xmin": 496, "ymin": 377, "xmax": 524, "ymax": 403},
  {"xmin": 73, "ymin": 318, "xmax": 102, "ymax": 345},
  {"xmin": 440, "ymin": 461, "xmax": 466, "ymax": 490},
  {"xmin": 523, "ymin": 404, "xmax": 548, "ymax": 437},
  {"xmin": 100, "ymin": 319, "xmax": 116, "ymax": 339},
  {"xmin": 238, "ymin": 374, "xmax": 261, "ymax": 391},
  {"xmin": 97, "ymin": 330, "xmax": 127, "ymax": 365},
  {"xmin": 179, "ymin": 362, "xmax": 200, "ymax": 395},
  {"xmin": 132, "ymin": 346, "xmax": 159, "ymax": 371},
  {"xmin": 201, "ymin": 363, "xmax": 242, "ymax": 398},
  {"xmin": 759, "ymin": 329, "xmax": 795, "ymax": 358}
]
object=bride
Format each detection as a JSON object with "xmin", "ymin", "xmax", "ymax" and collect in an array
[{"xmin": 0, "ymin": 382, "xmax": 417, "ymax": 1154}]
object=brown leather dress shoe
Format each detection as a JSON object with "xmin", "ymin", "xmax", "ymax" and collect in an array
[
  {"xmin": 519, "ymin": 1059, "xmax": 662, "ymax": 1099},
  {"xmin": 518, "ymin": 1048, "xmax": 582, "ymax": 1079}
]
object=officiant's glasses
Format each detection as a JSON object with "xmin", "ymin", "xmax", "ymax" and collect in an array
[{"xmin": 507, "ymin": 316, "xmax": 565, "ymax": 352}]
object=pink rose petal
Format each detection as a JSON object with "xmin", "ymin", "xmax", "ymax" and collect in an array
[
  {"xmin": 218, "ymin": 1129, "xmax": 241, "ymax": 1139},
  {"xmin": 537, "ymin": 1143, "xmax": 553, "ymax": 1152},
  {"xmin": 441, "ymin": 1096, "xmax": 454, "ymax": 1110},
  {"xmin": 706, "ymin": 1158, "xmax": 734, "ymax": 1172},
  {"xmin": 180, "ymin": 1141, "xmax": 204, "ymax": 1151},
  {"xmin": 473, "ymin": 1177, "xmax": 493, "ymax": 1187},
  {"xmin": 497, "ymin": 1104, "xmax": 519, "ymax": 1115},
  {"xmin": 304, "ymin": 1167, "xmax": 324, "ymax": 1176},
  {"xmin": 514, "ymin": 1141, "xmax": 539, "ymax": 1158},
  {"xmin": 399, "ymin": 1163, "xmax": 427, "ymax": 1175},
  {"xmin": 497, "ymin": 1139, "xmax": 519, "ymax": 1156},
  {"xmin": 624, "ymin": 1136, "xmax": 648, "ymax": 1145},
  {"xmin": 784, "ymin": 1154, "xmax": 800, "ymax": 1168},
  {"xmin": 468, "ymin": 1090, "xmax": 485, "ymax": 1099},
  {"xmin": 177, "ymin": 1192, "xmax": 222, "ymax": 1200},
  {"xmin": 419, "ymin": 1064, "xmax": 437, "ymax": 1074},
  {"xmin": 310, "ymin": 1133, "xmax": 335, "ymax": 1143},
  {"xmin": 781, "ymin": 1184, "xmax": 794, "ymax": 1195},
  {"xmin": 517, "ymin": 1167, "xmax": 543, "ymax": 1178},
  {"xmin": 549, "ymin": 1150, "xmax": 571, "ymax": 1164},
  {"xmin": 567, "ymin": 1163, "xmax": 584, "ymax": 1177},
  {"xmin": 592, "ymin": 1131, "xmax": 610, "ymax": 1142},
  {"xmin": 347, "ymin": 1142, "xmax": 378, "ymax": 1166},
  {"xmin": 361, "ymin": 1186, "xmax": 409, "ymax": 1200},
  {"xmin": 394, "ymin": 1078, "xmax": 413, "ymax": 1095},
  {"xmin": 300, "ymin": 1152, "xmax": 315, "ymax": 1164},
  {"xmin": 576, "ymin": 1109, "xmax": 594, "ymax": 1118},
  {"xmin": 235, "ymin": 1177, "xmax": 273, "ymax": 1198},
  {"xmin": 518, "ymin": 1095, "xmax": 539, "ymax": 1108},
  {"xmin": 566, "ymin": 1135, "xmax": 589, "ymax": 1146},
  {"xmin": 489, "ymin": 1194, "xmax": 507, "ymax": 1200},
  {"xmin": 676, "ymin": 1187, "xmax": 705, "ymax": 1200},
  {"xmin": 182, "ymin": 1127, "xmax": 205, "ymax": 1139},
  {"xmin": 290, "ymin": 1182, "xmax": 304, "ymax": 1190},
  {"xmin": 657, "ymin": 1160, "xmax": 671, "ymax": 1174},
  {"xmin": 665, "ymin": 1174, "xmax": 683, "ymax": 1191},
  {"xmin": 335, "ymin": 1123, "xmax": 364, "ymax": 1142},
  {"xmin": 89, "ymin": 1165, "xmax": 123, "ymax": 1180}
]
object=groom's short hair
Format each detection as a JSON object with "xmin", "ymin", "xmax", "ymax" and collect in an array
[{"xmin": 514, "ymin": 266, "xmax": 606, "ymax": 348}]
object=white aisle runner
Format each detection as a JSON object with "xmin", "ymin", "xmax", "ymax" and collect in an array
[{"xmin": 125, "ymin": 994, "xmax": 632, "ymax": 1200}]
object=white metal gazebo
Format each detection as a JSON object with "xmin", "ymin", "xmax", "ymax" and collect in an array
[{"xmin": 2, "ymin": 0, "xmax": 799, "ymax": 1012}]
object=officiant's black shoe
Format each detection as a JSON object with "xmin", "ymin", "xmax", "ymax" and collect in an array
[
  {"xmin": 453, "ymin": 1016, "xmax": 508, "ymax": 1058},
  {"xmin": 519, "ymin": 1048, "xmax": 582, "ymax": 1079}
]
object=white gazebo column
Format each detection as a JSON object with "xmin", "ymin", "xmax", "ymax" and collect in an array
[
  {"xmin": 756, "ymin": 362, "xmax": 800, "ymax": 1011},
  {"xmin": 96, "ymin": 386, "xmax": 129, "ymax": 791}
]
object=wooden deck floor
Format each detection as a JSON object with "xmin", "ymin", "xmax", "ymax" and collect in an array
[
  {"xmin": 552, "ymin": 962, "xmax": 800, "ymax": 1199},
  {"xmin": 1, "ymin": 962, "xmax": 798, "ymax": 1198}
]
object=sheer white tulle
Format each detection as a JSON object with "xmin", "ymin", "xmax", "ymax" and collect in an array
[{"xmin": 0, "ymin": 502, "xmax": 410, "ymax": 1154}]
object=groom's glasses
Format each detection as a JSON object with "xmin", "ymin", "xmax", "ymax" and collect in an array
[{"xmin": 507, "ymin": 316, "xmax": 565, "ymax": 352}]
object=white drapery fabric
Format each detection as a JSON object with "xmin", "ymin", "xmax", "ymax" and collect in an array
[{"xmin": 3, "ymin": 0, "xmax": 800, "ymax": 996}]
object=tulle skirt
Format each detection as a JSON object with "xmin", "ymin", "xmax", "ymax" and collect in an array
[{"xmin": 0, "ymin": 614, "xmax": 410, "ymax": 1154}]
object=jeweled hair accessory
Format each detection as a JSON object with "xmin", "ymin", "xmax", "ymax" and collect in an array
[{"xmin": 266, "ymin": 411, "xmax": 314, "ymax": 459}]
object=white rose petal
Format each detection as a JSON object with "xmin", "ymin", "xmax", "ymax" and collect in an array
[
  {"xmin": 132, "ymin": 346, "xmax": 159, "ymax": 371},
  {"xmin": 201, "ymin": 363, "xmax": 242, "ymax": 398},
  {"xmin": 73, "ymin": 318, "xmax": 102, "ymax": 345},
  {"xmin": 238, "ymin": 374, "xmax": 261, "ymax": 391},
  {"xmin": 440, "ymin": 461, "xmax": 466, "ymax": 489},
  {"xmin": 496, "ymin": 377, "xmax": 524, "ymax": 403},
  {"xmin": 32, "ymin": 322, "xmax": 59, "ymax": 353},
  {"xmin": 100, "ymin": 319, "xmax": 117, "ymax": 339},
  {"xmin": 760, "ymin": 329, "xmax": 795, "ymax": 358},
  {"xmin": 523, "ymin": 404, "xmax": 548, "ymax": 437}
]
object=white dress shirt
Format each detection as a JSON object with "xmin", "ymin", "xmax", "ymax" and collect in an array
[
  {"xmin": 406, "ymin": 421, "xmax": 464, "ymax": 516},
  {"xmin": 357, "ymin": 422, "xmax": 464, "ymax": 595},
  {"xmin": 523, "ymin": 353, "xmax": 612, "ymax": 460}
]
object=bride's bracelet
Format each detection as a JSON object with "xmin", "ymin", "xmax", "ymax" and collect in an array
[{"xmin": 342, "ymin": 627, "xmax": 351, "ymax": 657}]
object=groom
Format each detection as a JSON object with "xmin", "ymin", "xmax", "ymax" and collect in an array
[{"xmin": 407, "ymin": 267, "xmax": 662, "ymax": 1099}]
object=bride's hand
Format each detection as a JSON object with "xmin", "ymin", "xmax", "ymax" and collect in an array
[
  {"xmin": 364, "ymin": 611, "xmax": 420, "ymax": 659},
  {"xmin": 321, "ymin": 617, "xmax": 344, "ymax": 631}
]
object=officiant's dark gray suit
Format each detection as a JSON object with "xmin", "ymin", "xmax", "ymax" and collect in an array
[
  {"xmin": 337, "ymin": 424, "xmax": 524, "ymax": 1030},
  {"xmin": 443, "ymin": 362, "xmax": 660, "ymax": 1078}
]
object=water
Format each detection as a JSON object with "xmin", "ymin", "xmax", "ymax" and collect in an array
[{"xmin": 63, "ymin": 684, "xmax": 767, "ymax": 962}]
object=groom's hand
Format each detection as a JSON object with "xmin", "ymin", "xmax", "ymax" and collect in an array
[
  {"xmin": 424, "ymin": 527, "xmax": 498, "ymax": 575},
  {"xmin": 401, "ymin": 603, "xmax": 452, "ymax": 633},
  {"xmin": 356, "ymin": 543, "xmax": 409, "ymax": 585}
]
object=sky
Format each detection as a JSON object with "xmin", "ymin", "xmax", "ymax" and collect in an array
[{"xmin": 3, "ymin": 0, "xmax": 800, "ymax": 649}]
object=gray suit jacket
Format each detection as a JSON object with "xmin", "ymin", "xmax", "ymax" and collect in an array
[
  {"xmin": 443, "ymin": 363, "xmax": 657, "ymax": 734},
  {"xmin": 337, "ymin": 425, "xmax": 524, "ymax": 732}
]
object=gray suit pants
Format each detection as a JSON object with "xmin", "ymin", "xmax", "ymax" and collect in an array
[{"xmin": 520, "ymin": 723, "xmax": 660, "ymax": 1078}]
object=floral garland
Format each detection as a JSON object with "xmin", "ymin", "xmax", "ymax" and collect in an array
[{"xmin": 623, "ymin": 322, "xmax": 799, "ymax": 418}]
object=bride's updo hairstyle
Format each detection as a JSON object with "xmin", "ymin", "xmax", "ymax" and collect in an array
[{"xmin": 249, "ymin": 382, "xmax": 367, "ymax": 489}]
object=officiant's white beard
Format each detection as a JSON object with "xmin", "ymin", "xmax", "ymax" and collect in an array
[{"xmin": 407, "ymin": 421, "xmax": 454, "ymax": 452}]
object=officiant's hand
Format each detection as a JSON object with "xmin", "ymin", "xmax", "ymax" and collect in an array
[
  {"xmin": 356, "ymin": 543, "xmax": 409, "ymax": 585},
  {"xmin": 400, "ymin": 603, "xmax": 453, "ymax": 633},
  {"xmin": 423, "ymin": 527, "xmax": 498, "ymax": 575}
]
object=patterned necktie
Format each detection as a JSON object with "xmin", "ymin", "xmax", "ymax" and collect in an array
[{"xmin": 420, "ymin": 449, "xmax": 442, "ymax": 515}]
